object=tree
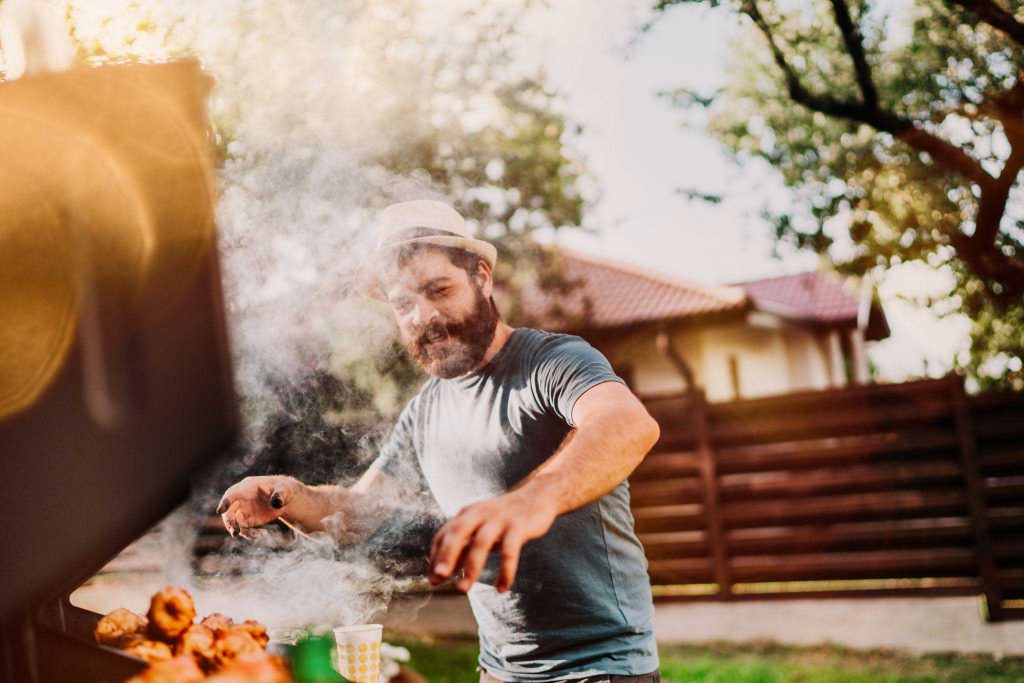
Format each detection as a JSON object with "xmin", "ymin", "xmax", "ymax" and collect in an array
[
  {"xmin": 654, "ymin": 0, "xmax": 1024, "ymax": 388},
  {"xmin": 33, "ymin": 0, "xmax": 588, "ymax": 417}
]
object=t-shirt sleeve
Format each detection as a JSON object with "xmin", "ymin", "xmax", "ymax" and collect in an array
[
  {"xmin": 531, "ymin": 335, "xmax": 626, "ymax": 428},
  {"xmin": 369, "ymin": 395, "xmax": 420, "ymax": 481}
]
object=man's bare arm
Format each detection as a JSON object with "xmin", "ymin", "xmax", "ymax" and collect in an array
[
  {"xmin": 216, "ymin": 466, "xmax": 402, "ymax": 544},
  {"xmin": 429, "ymin": 380, "xmax": 659, "ymax": 593},
  {"xmin": 513, "ymin": 381, "xmax": 660, "ymax": 514}
]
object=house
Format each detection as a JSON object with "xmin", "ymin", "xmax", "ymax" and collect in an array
[{"xmin": 521, "ymin": 249, "xmax": 890, "ymax": 402}]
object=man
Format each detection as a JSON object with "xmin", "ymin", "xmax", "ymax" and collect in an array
[{"xmin": 217, "ymin": 200, "xmax": 661, "ymax": 682}]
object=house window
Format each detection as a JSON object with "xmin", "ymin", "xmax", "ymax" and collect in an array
[{"xmin": 728, "ymin": 355, "xmax": 741, "ymax": 400}]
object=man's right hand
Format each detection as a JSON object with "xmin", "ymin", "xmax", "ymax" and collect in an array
[{"xmin": 216, "ymin": 475, "xmax": 302, "ymax": 538}]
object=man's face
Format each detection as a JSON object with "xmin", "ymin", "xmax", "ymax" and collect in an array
[{"xmin": 385, "ymin": 249, "xmax": 499, "ymax": 378}]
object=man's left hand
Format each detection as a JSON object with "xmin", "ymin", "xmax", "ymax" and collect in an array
[{"xmin": 429, "ymin": 490, "xmax": 558, "ymax": 593}]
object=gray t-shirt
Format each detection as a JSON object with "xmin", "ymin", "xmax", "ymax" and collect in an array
[{"xmin": 372, "ymin": 328, "xmax": 658, "ymax": 681}]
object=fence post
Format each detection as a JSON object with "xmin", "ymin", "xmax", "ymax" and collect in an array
[
  {"xmin": 692, "ymin": 390, "xmax": 731, "ymax": 598},
  {"xmin": 950, "ymin": 375, "xmax": 1004, "ymax": 621}
]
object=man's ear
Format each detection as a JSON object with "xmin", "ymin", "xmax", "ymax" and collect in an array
[{"xmin": 476, "ymin": 260, "xmax": 494, "ymax": 297}]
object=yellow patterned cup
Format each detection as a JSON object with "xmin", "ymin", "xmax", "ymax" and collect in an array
[{"xmin": 333, "ymin": 624, "xmax": 383, "ymax": 682}]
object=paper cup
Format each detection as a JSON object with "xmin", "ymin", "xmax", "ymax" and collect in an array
[{"xmin": 333, "ymin": 624, "xmax": 383, "ymax": 682}]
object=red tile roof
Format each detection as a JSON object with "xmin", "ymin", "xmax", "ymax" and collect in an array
[
  {"xmin": 735, "ymin": 271, "xmax": 861, "ymax": 324},
  {"xmin": 520, "ymin": 249, "xmax": 887, "ymax": 338},
  {"xmin": 520, "ymin": 249, "xmax": 747, "ymax": 332}
]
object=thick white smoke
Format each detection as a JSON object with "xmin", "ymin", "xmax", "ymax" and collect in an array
[
  {"xmin": 49, "ymin": 0, "xmax": 530, "ymax": 629},
  {"xmin": 53, "ymin": 0, "xmax": 529, "ymax": 420}
]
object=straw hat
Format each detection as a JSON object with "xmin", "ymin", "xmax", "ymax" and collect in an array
[{"xmin": 355, "ymin": 200, "xmax": 497, "ymax": 300}]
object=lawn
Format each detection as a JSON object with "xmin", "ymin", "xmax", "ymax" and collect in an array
[{"xmin": 393, "ymin": 637, "xmax": 1024, "ymax": 683}]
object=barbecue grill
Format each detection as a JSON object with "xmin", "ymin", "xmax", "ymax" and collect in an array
[{"xmin": 0, "ymin": 60, "xmax": 238, "ymax": 682}]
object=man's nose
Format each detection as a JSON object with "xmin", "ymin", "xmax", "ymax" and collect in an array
[{"xmin": 412, "ymin": 299, "xmax": 440, "ymax": 327}]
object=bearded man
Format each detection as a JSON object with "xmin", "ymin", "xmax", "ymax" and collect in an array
[{"xmin": 217, "ymin": 201, "xmax": 661, "ymax": 682}]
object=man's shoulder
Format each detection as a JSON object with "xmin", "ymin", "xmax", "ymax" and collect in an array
[{"xmin": 514, "ymin": 327, "xmax": 593, "ymax": 358}]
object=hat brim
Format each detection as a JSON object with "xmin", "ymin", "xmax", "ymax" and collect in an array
[{"xmin": 354, "ymin": 235, "xmax": 498, "ymax": 301}]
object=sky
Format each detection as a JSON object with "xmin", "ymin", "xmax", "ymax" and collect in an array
[
  {"xmin": 523, "ymin": 1, "xmax": 815, "ymax": 282},
  {"xmin": 519, "ymin": 0, "xmax": 971, "ymax": 381}
]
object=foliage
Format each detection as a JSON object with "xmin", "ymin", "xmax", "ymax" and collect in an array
[
  {"xmin": 15, "ymin": 0, "xmax": 590, "ymax": 425},
  {"xmin": 654, "ymin": 0, "xmax": 1024, "ymax": 388}
]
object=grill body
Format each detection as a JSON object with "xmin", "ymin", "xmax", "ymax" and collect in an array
[{"xmin": 0, "ymin": 61, "xmax": 237, "ymax": 682}]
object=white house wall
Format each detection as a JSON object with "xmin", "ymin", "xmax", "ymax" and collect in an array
[
  {"xmin": 781, "ymin": 327, "xmax": 831, "ymax": 391},
  {"xmin": 594, "ymin": 320, "xmax": 835, "ymax": 402},
  {"xmin": 698, "ymin": 322, "xmax": 792, "ymax": 401},
  {"xmin": 600, "ymin": 327, "xmax": 701, "ymax": 397}
]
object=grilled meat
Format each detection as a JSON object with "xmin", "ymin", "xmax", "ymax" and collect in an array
[
  {"xmin": 147, "ymin": 587, "xmax": 196, "ymax": 642},
  {"xmin": 123, "ymin": 639, "xmax": 174, "ymax": 664},
  {"xmin": 94, "ymin": 608, "xmax": 149, "ymax": 649}
]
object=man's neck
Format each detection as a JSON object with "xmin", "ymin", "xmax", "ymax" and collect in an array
[{"xmin": 473, "ymin": 322, "xmax": 515, "ymax": 371}]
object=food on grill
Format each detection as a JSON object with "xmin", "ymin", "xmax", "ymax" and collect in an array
[
  {"xmin": 126, "ymin": 655, "xmax": 205, "ymax": 683},
  {"xmin": 205, "ymin": 655, "xmax": 292, "ymax": 683},
  {"xmin": 212, "ymin": 629, "xmax": 265, "ymax": 670},
  {"xmin": 199, "ymin": 613, "xmax": 234, "ymax": 637},
  {"xmin": 227, "ymin": 620, "xmax": 269, "ymax": 649},
  {"xmin": 148, "ymin": 587, "xmax": 197, "ymax": 642},
  {"xmin": 98, "ymin": 587, "xmax": 286, "ymax": 680},
  {"xmin": 95, "ymin": 608, "xmax": 149, "ymax": 648},
  {"xmin": 174, "ymin": 624, "xmax": 216, "ymax": 670},
  {"xmin": 123, "ymin": 639, "xmax": 174, "ymax": 664}
]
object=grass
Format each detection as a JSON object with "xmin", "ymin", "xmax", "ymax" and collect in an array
[{"xmin": 392, "ymin": 637, "xmax": 1024, "ymax": 683}]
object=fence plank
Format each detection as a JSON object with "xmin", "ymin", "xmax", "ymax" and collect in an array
[
  {"xmin": 725, "ymin": 518, "xmax": 974, "ymax": 556},
  {"xmin": 721, "ymin": 490, "xmax": 968, "ymax": 529},
  {"xmin": 638, "ymin": 531, "xmax": 709, "ymax": 560},
  {"xmin": 718, "ymin": 461, "xmax": 962, "ymax": 501},
  {"xmin": 632, "ymin": 451, "xmax": 702, "ymax": 478},
  {"xmin": 693, "ymin": 391, "xmax": 732, "ymax": 598},
  {"xmin": 633, "ymin": 504, "xmax": 706, "ymax": 534},
  {"xmin": 708, "ymin": 402, "xmax": 953, "ymax": 446},
  {"xmin": 951, "ymin": 376, "xmax": 1005, "ymax": 621},
  {"xmin": 646, "ymin": 558, "xmax": 716, "ymax": 585},
  {"xmin": 629, "ymin": 478, "xmax": 703, "ymax": 506},
  {"xmin": 712, "ymin": 431, "xmax": 958, "ymax": 475},
  {"xmin": 729, "ymin": 548, "xmax": 978, "ymax": 582}
]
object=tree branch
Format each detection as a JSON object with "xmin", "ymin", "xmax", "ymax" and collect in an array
[
  {"xmin": 742, "ymin": 0, "xmax": 994, "ymax": 187},
  {"xmin": 945, "ymin": 0, "xmax": 1024, "ymax": 47},
  {"xmin": 972, "ymin": 139, "xmax": 1024, "ymax": 247},
  {"xmin": 828, "ymin": 0, "xmax": 878, "ymax": 110}
]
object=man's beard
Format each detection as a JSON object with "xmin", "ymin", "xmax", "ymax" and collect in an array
[{"xmin": 405, "ymin": 286, "xmax": 499, "ymax": 379}]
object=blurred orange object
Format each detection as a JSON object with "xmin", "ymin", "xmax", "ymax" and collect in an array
[
  {"xmin": 0, "ymin": 60, "xmax": 215, "ymax": 423},
  {"xmin": 123, "ymin": 640, "xmax": 174, "ymax": 664},
  {"xmin": 94, "ymin": 608, "xmax": 149, "ymax": 649},
  {"xmin": 148, "ymin": 587, "xmax": 197, "ymax": 642},
  {"xmin": 125, "ymin": 655, "xmax": 204, "ymax": 683},
  {"xmin": 205, "ymin": 655, "xmax": 292, "ymax": 683}
]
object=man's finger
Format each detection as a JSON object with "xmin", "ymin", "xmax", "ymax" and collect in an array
[
  {"xmin": 430, "ymin": 518, "xmax": 481, "ymax": 583},
  {"xmin": 221, "ymin": 501, "xmax": 242, "ymax": 536},
  {"xmin": 458, "ymin": 523, "xmax": 503, "ymax": 592},
  {"xmin": 221, "ymin": 512, "xmax": 237, "ymax": 537},
  {"xmin": 430, "ymin": 516, "xmax": 462, "ymax": 562},
  {"xmin": 216, "ymin": 494, "xmax": 231, "ymax": 515},
  {"xmin": 496, "ymin": 529, "xmax": 525, "ymax": 593},
  {"xmin": 430, "ymin": 517, "xmax": 458, "ymax": 560}
]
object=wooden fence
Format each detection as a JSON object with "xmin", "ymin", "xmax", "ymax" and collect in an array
[{"xmin": 631, "ymin": 375, "xmax": 1024, "ymax": 621}]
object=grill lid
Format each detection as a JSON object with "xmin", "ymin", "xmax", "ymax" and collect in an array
[{"xmin": 0, "ymin": 60, "xmax": 237, "ymax": 622}]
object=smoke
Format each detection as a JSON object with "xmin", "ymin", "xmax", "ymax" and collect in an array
[
  {"xmin": 159, "ymin": 496, "xmax": 440, "ymax": 630},
  {"xmin": 48, "ymin": 0, "xmax": 529, "ymax": 628}
]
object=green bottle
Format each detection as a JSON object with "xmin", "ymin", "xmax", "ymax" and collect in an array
[{"xmin": 290, "ymin": 632, "xmax": 348, "ymax": 683}]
